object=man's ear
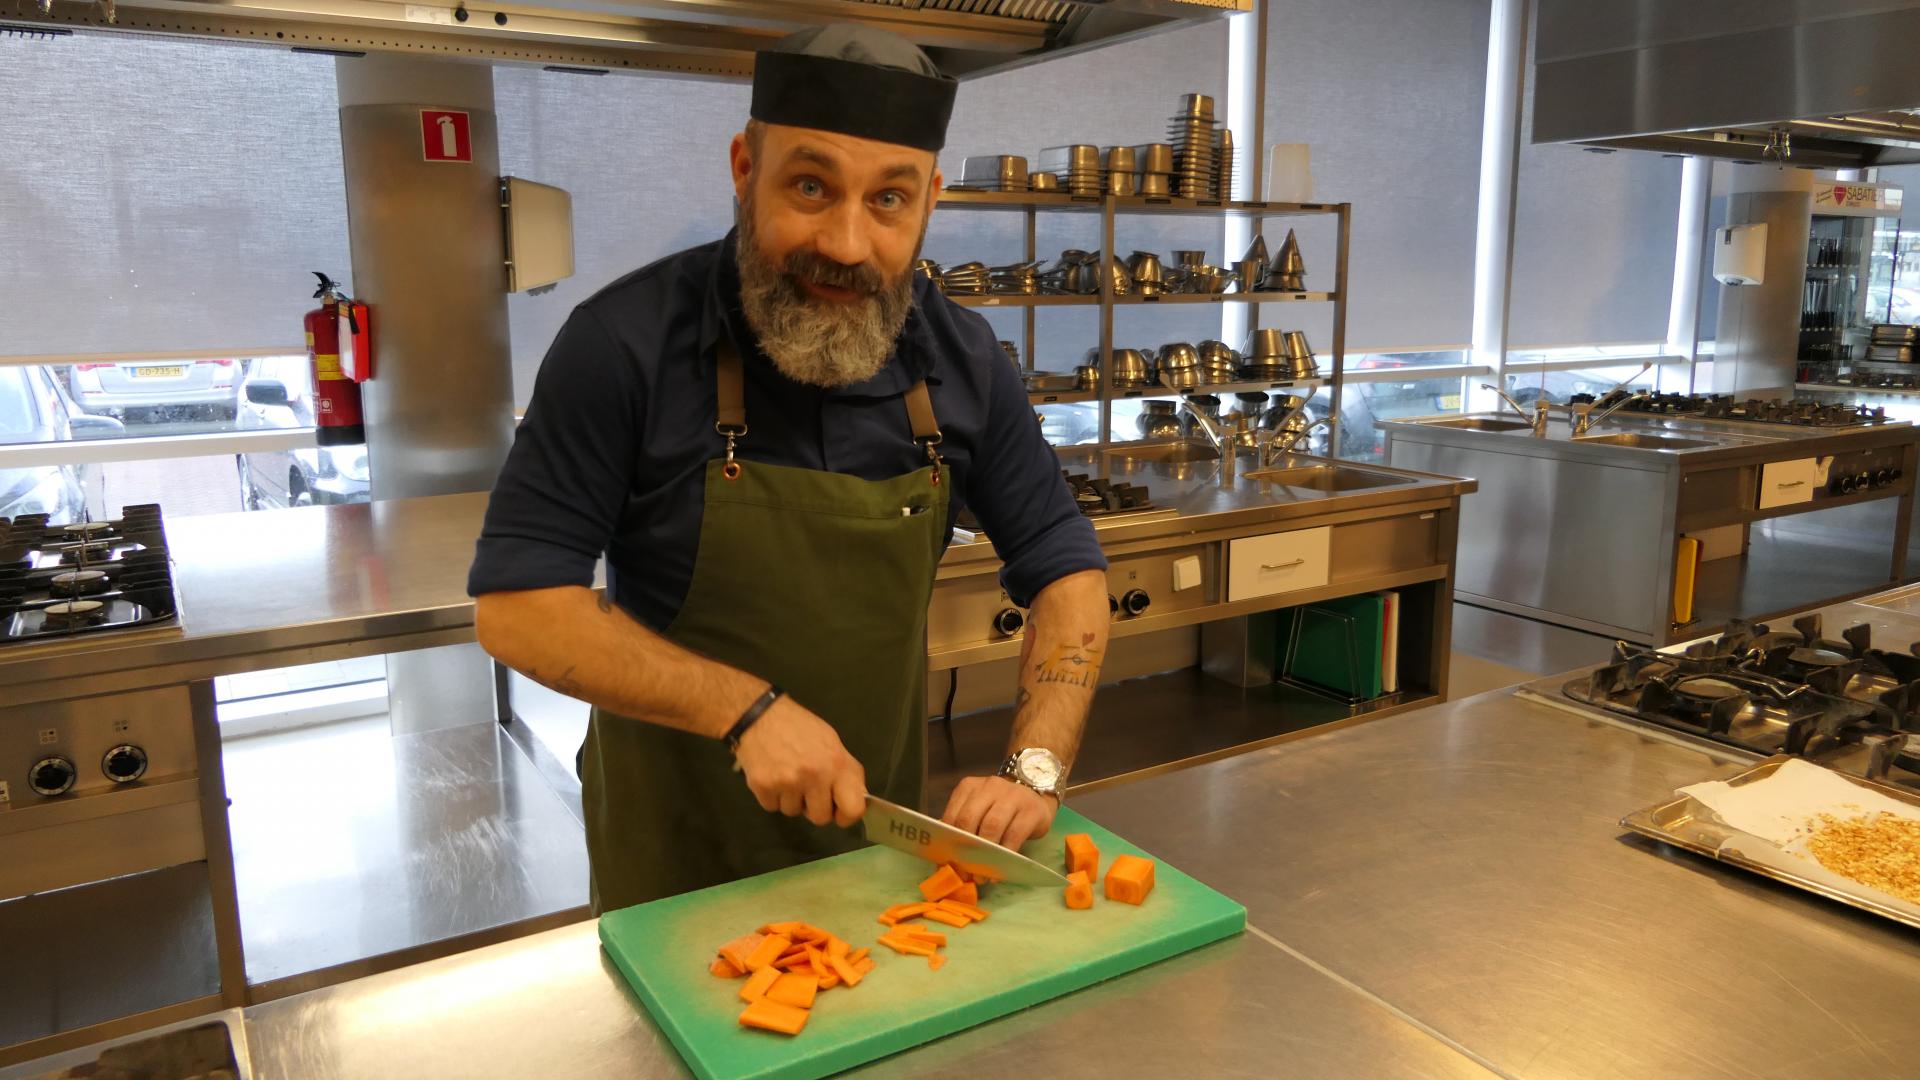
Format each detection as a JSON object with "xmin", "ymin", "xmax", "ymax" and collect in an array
[{"xmin": 729, "ymin": 131, "xmax": 752, "ymax": 203}]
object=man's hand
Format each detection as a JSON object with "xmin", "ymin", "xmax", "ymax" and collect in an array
[
  {"xmin": 941, "ymin": 776, "xmax": 1058, "ymax": 850},
  {"xmin": 732, "ymin": 697, "xmax": 867, "ymax": 828}
]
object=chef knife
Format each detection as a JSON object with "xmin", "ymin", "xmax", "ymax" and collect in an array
[{"xmin": 864, "ymin": 794, "xmax": 1070, "ymax": 888}]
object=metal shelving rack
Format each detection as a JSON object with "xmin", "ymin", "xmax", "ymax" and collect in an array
[{"xmin": 935, "ymin": 190, "xmax": 1352, "ymax": 445}]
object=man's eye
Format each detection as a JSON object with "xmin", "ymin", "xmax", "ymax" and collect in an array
[
  {"xmin": 796, "ymin": 178, "xmax": 825, "ymax": 198},
  {"xmin": 876, "ymin": 191, "xmax": 904, "ymax": 210}
]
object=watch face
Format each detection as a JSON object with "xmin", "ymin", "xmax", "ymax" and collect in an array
[{"xmin": 1018, "ymin": 749, "xmax": 1062, "ymax": 790}]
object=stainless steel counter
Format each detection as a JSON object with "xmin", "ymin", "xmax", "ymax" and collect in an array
[{"xmin": 25, "ymin": 674, "xmax": 1901, "ymax": 1079}]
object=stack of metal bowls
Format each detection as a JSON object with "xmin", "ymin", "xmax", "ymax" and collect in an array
[
  {"xmin": 957, "ymin": 155, "xmax": 1029, "ymax": 192},
  {"xmin": 1168, "ymin": 94, "xmax": 1217, "ymax": 199},
  {"xmin": 1108, "ymin": 348, "xmax": 1154, "ymax": 389},
  {"xmin": 1133, "ymin": 143, "xmax": 1175, "ymax": 197},
  {"xmin": 1241, "ymin": 328, "xmax": 1291, "ymax": 380},
  {"xmin": 914, "ymin": 259, "xmax": 941, "ymax": 282},
  {"xmin": 1127, "ymin": 251, "xmax": 1165, "ymax": 296},
  {"xmin": 1215, "ymin": 128, "xmax": 1235, "ymax": 201},
  {"xmin": 1155, "ymin": 342, "xmax": 1203, "ymax": 390},
  {"xmin": 1037, "ymin": 144, "xmax": 1103, "ymax": 197},
  {"xmin": 1138, "ymin": 400, "xmax": 1183, "ymax": 440},
  {"xmin": 1180, "ymin": 266, "xmax": 1232, "ymax": 295},
  {"xmin": 1282, "ymin": 330, "xmax": 1319, "ymax": 380},
  {"xmin": 1103, "ymin": 147, "xmax": 1138, "ymax": 196},
  {"xmin": 1029, "ymin": 172, "xmax": 1061, "ymax": 192},
  {"xmin": 1196, "ymin": 340, "xmax": 1242, "ymax": 385},
  {"xmin": 1044, "ymin": 250, "xmax": 1100, "ymax": 295}
]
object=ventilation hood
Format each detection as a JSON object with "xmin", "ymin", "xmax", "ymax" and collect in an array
[
  {"xmin": 7, "ymin": 0, "xmax": 1244, "ymax": 80},
  {"xmin": 1532, "ymin": 1, "xmax": 1920, "ymax": 168}
]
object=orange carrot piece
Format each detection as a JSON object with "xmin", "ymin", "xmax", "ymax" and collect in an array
[
  {"xmin": 718, "ymin": 933, "xmax": 765, "ymax": 973},
  {"xmin": 1064, "ymin": 870, "xmax": 1094, "ymax": 910},
  {"xmin": 937, "ymin": 899, "xmax": 988, "ymax": 921},
  {"xmin": 744, "ymin": 934, "xmax": 791, "ymax": 972},
  {"xmin": 739, "ymin": 997, "xmax": 808, "ymax": 1036},
  {"xmin": 920, "ymin": 907, "xmax": 970, "ymax": 928},
  {"xmin": 877, "ymin": 914, "xmax": 898, "ymax": 927},
  {"xmin": 918, "ymin": 865, "xmax": 965, "ymax": 902},
  {"xmin": 928, "ymin": 953, "xmax": 947, "ymax": 972},
  {"xmin": 760, "ymin": 921, "xmax": 805, "ymax": 936},
  {"xmin": 789, "ymin": 924, "xmax": 829, "ymax": 944},
  {"xmin": 899, "ymin": 928, "xmax": 947, "ymax": 947},
  {"xmin": 951, "ymin": 881, "xmax": 979, "ymax": 906},
  {"xmin": 827, "ymin": 952, "xmax": 863, "ymax": 987},
  {"xmin": 876, "ymin": 934, "xmax": 935, "ymax": 956},
  {"xmin": 767, "ymin": 971, "xmax": 818, "ymax": 1010},
  {"xmin": 826, "ymin": 936, "xmax": 850, "ymax": 961},
  {"xmin": 710, "ymin": 956, "xmax": 744, "ymax": 978},
  {"xmin": 1065, "ymin": 833, "xmax": 1100, "ymax": 882},
  {"xmin": 884, "ymin": 902, "xmax": 932, "ymax": 919},
  {"xmin": 848, "ymin": 947, "xmax": 870, "ymax": 965},
  {"xmin": 1104, "ymin": 854, "xmax": 1157, "ymax": 905},
  {"xmin": 817, "ymin": 970, "xmax": 841, "ymax": 990},
  {"xmin": 740, "ymin": 965, "xmax": 781, "ymax": 1003},
  {"xmin": 773, "ymin": 951, "xmax": 815, "ymax": 971},
  {"xmin": 853, "ymin": 955, "xmax": 876, "ymax": 976}
]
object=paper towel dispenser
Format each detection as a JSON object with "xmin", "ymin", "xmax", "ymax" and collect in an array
[
  {"xmin": 501, "ymin": 177, "xmax": 574, "ymax": 295},
  {"xmin": 1712, "ymin": 223, "xmax": 1767, "ymax": 287}
]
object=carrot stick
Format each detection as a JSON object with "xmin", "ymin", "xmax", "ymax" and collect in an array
[
  {"xmin": 899, "ymin": 928, "xmax": 947, "ymax": 947},
  {"xmin": 936, "ymin": 899, "xmax": 988, "ymax": 921},
  {"xmin": 920, "ymin": 907, "xmax": 970, "ymax": 928}
]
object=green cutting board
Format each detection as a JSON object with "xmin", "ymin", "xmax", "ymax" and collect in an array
[{"xmin": 599, "ymin": 806, "xmax": 1245, "ymax": 1080}]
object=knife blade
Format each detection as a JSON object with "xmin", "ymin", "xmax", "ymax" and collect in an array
[{"xmin": 863, "ymin": 795, "xmax": 1070, "ymax": 888}]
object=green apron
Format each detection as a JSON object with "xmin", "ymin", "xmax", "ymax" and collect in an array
[{"xmin": 578, "ymin": 341, "xmax": 949, "ymax": 913}]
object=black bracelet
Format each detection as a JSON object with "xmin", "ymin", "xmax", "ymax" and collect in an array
[{"xmin": 725, "ymin": 684, "xmax": 784, "ymax": 751}]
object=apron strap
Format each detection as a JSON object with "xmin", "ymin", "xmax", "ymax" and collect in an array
[
  {"xmin": 712, "ymin": 338, "xmax": 944, "ymax": 481},
  {"xmin": 904, "ymin": 381, "xmax": 943, "ymax": 481}
]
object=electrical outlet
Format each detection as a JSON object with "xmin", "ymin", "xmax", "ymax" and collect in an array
[
  {"xmin": 38, "ymin": 728, "xmax": 57, "ymax": 745},
  {"xmin": 113, "ymin": 719, "xmax": 131, "ymax": 734}
]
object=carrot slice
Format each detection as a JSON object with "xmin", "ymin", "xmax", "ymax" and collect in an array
[
  {"xmin": 789, "ymin": 924, "xmax": 829, "ymax": 944},
  {"xmin": 899, "ymin": 928, "xmax": 947, "ymax": 947},
  {"xmin": 740, "ymin": 965, "xmax": 781, "ymax": 1003},
  {"xmin": 817, "ymin": 970, "xmax": 841, "ymax": 990},
  {"xmin": 920, "ymin": 907, "xmax": 970, "ymax": 928},
  {"xmin": 760, "ymin": 921, "xmax": 805, "ymax": 936},
  {"xmin": 918, "ymin": 865, "xmax": 965, "ymax": 902},
  {"xmin": 773, "ymin": 952, "xmax": 815, "ymax": 971},
  {"xmin": 826, "ymin": 936, "xmax": 849, "ymax": 961},
  {"xmin": 937, "ymin": 899, "xmax": 988, "ymax": 921},
  {"xmin": 950, "ymin": 881, "xmax": 979, "ymax": 906},
  {"xmin": 1064, "ymin": 869, "xmax": 1094, "ymax": 910},
  {"xmin": 827, "ymin": 953, "xmax": 863, "ymax": 988},
  {"xmin": 1104, "ymin": 854, "xmax": 1157, "ymax": 905},
  {"xmin": 928, "ymin": 953, "xmax": 947, "ymax": 971},
  {"xmin": 767, "ymin": 971, "xmax": 818, "ymax": 1010},
  {"xmin": 744, "ymin": 934, "xmax": 791, "ymax": 972},
  {"xmin": 1065, "ymin": 834, "xmax": 1100, "ymax": 882},
  {"xmin": 853, "ymin": 955, "xmax": 876, "ymax": 976},
  {"xmin": 709, "ymin": 956, "xmax": 744, "ymax": 978},
  {"xmin": 884, "ymin": 902, "xmax": 931, "ymax": 919},
  {"xmin": 718, "ymin": 933, "xmax": 765, "ymax": 973},
  {"xmin": 848, "ymin": 947, "xmax": 870, "ymax": 965},
  {"xmin": 739, "ymin": 997, "xmax": 808, "ymax": 1035},
  {"xmin": 877, "ymin": 934, "xmax": 936, "ymax": 956}
]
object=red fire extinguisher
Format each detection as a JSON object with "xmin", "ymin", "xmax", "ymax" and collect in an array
[{"xmin": 306, "ymin": 272, "xmax": 372, "ymax": 447}]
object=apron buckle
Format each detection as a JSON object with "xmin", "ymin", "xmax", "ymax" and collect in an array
[
  {"xmin": 920, "ymin": 432, "xmax": 943, "ymax": 482},
  {"xmin": 717, "ymin": 422, "xmax": 747, "ymax": 480}
]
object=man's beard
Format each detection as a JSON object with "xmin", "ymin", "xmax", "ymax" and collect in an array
[{"xmin": 735, "ymin": 191, "xmax": 920, "ymax": 389}]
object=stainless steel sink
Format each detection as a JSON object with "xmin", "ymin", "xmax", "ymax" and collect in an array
[
  {"xmin": 1243, "ymin": 464, "xmax": 1415, "ymax": 491},
  {"xmin": 1572, "ymin": 432, "xmax": 1717, "ymax": 451},
  {"xmin": 1102, "ymin": 441, "xmax": 1222, "ymax": 464},
  {"xmin": 1423, "ymin": 417, "xmax": 1535, "ymax": 432}
]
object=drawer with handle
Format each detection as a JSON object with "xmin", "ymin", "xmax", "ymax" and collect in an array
[
  {"xmin": 1226, "ymin": 526, "xmax": 1332, "ymax": 602},
  {"xmin": 1756, "ymin": 457, "xmax": 1829, "ymax": 510}
]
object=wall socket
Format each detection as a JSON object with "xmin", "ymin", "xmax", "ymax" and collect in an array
[{"xmin": 37, "ymin": 728, "xmax": 57, "ymax": 745}]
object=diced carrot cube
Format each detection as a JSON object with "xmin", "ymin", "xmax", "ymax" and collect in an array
[
  {"xmin": 767, "ymin": 971, "xmax": 818, "ymax": 1009},
  {"xmin": 918, "ymin": 864, "xmax": 965, "ymax": 902},
  {"xmin": 740, "ymin": 965, "xmax": 781, "ymax": 1003},
  {"xmin": 928, "ymin": 953, "xmax": 947, "ymax": 971},
  {"xmin": 1065, "ymin": 834, "xmax": 1100, "ymax": 882},
  {"xmin": 951, "ymin": 881, "xmax": 979, "ymax": 906},
  {"xmin": 1064, "ymin": 869, "xmax": 1093, "ymax": 910},
  {"xmin": 739, "ymin": 997, "xmax": 808, "ymax": 1035},
  {"xmin": 1104, "ymin": 854, "xmax": 1157, "ymax": 905},
  {"xmin": 718, "ymin": 933, "xmax": 764, "ymax": 973},
  {"xmin": 744, "ymin": 934, "xmax": 790, "ymax": 972},
  {"xmin": 709, "ymin": 956, "xmax": 744, "ymax": 978}
]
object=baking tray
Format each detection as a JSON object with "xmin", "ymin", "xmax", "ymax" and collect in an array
[{"xmin": 1621, "ymin": 754, "xmax": 1920, "ymax": 930}]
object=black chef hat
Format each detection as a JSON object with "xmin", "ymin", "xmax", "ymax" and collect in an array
[{"xmin": 751, "ymin": 25, "xmax": 957, "ymax": 153}]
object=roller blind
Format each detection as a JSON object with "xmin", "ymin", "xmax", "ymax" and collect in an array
[
  {"xmin": 0, "ymin": 36, "xmax": 349, "ymax": 359},
  {"xmin": 1261, "ymin": 0, "xmax": 1491, "ymax": 352}
]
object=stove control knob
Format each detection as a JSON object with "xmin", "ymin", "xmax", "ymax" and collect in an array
[
  {"xmin": 1108, "ymin": 594, "xmax": 1120, "ymax": 618},
  {"xmin": 102, "ymin": 744, "xmax": 148, "ymax": 784},
  {"xmin": 1835, "ymin": 473, "xmax": 1859, "ymax": 496},
  {"xmin": 991, "ymin": 608, "xmax": 1024, "ymax": 637},
  {"xmin": 1873, "ymin": 467, "xmax": 1897, "ymax": 488},
  {"xmin": 29, "ymin": 756, "xmax": 77, "ymax": 797},
  {"xmin": 1120, "ymin": 589, "xmax": 1152, "ymax": 617}
]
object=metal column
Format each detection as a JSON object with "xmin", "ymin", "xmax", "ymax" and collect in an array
[
  {"xmin": 1468, "ymin": 0, "xmax": 1529, "ymax": 406},
  {"xmin": 335, "ymin": 56, "xmax": 512, "ymax": 733}
]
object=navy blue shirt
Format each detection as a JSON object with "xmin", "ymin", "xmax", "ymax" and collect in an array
[{"xmin": 468, "ymin": 230, "xmax": 1105, "ymax": 628}]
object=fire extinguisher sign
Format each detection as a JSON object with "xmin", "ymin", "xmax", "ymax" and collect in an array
[{"xmin": 420, "ymin": 110, "xmax": 472, "ymax": 163}]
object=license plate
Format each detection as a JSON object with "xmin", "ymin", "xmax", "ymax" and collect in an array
[
  {"xmin": 132, "ymin": 365, "xmax": 186, "ymax": 379},
  {"xmin": 1440, "ymin": 394, "xmax": 1461, "ymax": 410}
]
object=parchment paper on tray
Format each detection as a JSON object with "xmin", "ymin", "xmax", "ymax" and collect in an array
[{"xmin": 1680, "ymin": 758, "xmax": 1920, "ymax": 919}]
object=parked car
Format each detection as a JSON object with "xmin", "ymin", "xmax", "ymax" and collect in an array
[
  {"xmin": 0, "ymin": 365, "xmax": 124, "ymax": 522},
  {"xmin": 67, "ymin": 358, "xmax": 243, "ymax": 422},
  {"xmin": 234, "ymin": 356, "xmax": 370, "ymax": 509}
]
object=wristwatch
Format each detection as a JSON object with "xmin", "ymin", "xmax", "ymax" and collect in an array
[{"xmin": 998, "ymin": 747, "xmax": 1066, "ymax": 799}]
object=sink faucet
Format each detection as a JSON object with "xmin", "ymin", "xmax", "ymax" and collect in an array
[
  {"xmin": 1568, "ymin": 362, "xmax": 1655, "ymax": 436},
  {"xmin": 1179, "ymin": 400, "xmax": 1228, "ymax": 450},
  {"xmin": 1481, "ymin": 384, "xmax": 1551, "ymax": 436}
]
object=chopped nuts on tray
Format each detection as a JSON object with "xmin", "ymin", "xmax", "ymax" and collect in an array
[{"xmin": 1806, "ymin": 812, "xmax": 1920, "ymax": 906}]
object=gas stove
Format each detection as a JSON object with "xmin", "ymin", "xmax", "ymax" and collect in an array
[
  {"xmin": 1614, "ymin": 392, "xmax": 1888, "ymax": 427},
  {"xmin": 1561, "ymin": 614, "xmax": 1920, "ymax": 789},
  {"xmin": 0, "ymin": 504, "xmax": 180, "ymax": 645},
  {"xmin": 957, "ymin": 472, "xmax": 1161, "ymax": 535},
  {"xmin": 1815, "ymin": 370, "xmax": 1920, "ymax": 391}
]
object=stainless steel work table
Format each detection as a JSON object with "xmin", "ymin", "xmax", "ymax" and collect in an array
[{"xmin": 215, "ymin": 683, "xmax": 1920, "ymax": 1079}]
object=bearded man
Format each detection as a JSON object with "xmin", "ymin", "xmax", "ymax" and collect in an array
[{"xmin": 469, "ymin": 24, "xmax": 1111, "ymax": 913}]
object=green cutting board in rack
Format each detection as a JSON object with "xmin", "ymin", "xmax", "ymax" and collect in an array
[{"xmin": 598, "ymin": 806, "xmax": 1245, "ymax": 1080}]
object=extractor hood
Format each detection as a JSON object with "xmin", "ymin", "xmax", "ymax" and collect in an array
[
  {"xmin": 5, "ymin": 0, "xmax": 1245, "ymax": 80},
  {"xmin": 1531, "ymin": 1, "xmax": 1920, "ymax": 168}
]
